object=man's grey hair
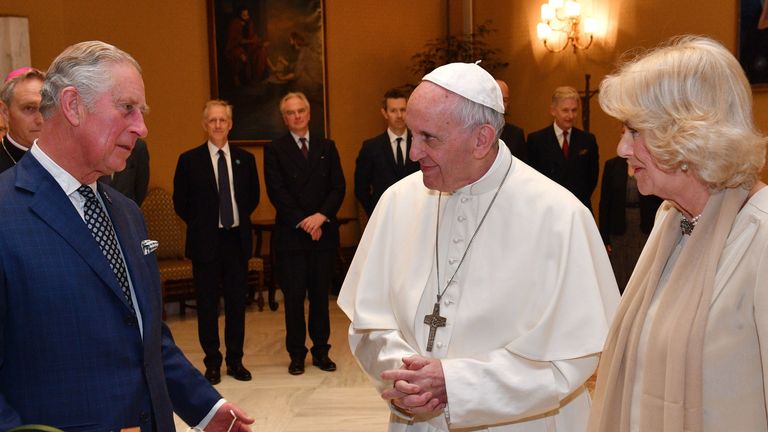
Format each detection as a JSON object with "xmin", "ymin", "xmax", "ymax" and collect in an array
[
  {"xmin": 452, "ymin": 95, "xmax": 505, "ymax": 143},
  {"xmin": 0, "ymin": 69, "xmax": 45, "ymax": 107},
  {"xmin": 40, "ymin": 41, "xmax": 141, "ymax": 119}
]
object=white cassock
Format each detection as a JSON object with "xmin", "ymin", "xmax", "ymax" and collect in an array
[{"xmin": 338, "ymin": 144, "xmax": 619, "ymax": 431}]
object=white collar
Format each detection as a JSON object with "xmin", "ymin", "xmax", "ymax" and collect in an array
[
  {"xmin": 5, "ymin": 133, "xmax": 30, "ymax": 152},
  {"xmin": 386, "ymin": 129, "xmax": 407, "ymax": 143},
  {"xmin": 454, "ymin": 145, "xmax": 512, "ymax": 196},
  {"xmin": 30, "ymin": 141, "xmax": 88, "ymax": 197},
  {"xmin": 207, "ymin": 141, "xmax": 230, "ymax": 157}
]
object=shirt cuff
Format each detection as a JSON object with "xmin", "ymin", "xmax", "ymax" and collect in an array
[{"xmin": 195, "ymin": 398, "xmax": 227, "ymax": 430}]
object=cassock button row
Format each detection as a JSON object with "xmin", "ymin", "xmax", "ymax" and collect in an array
[
  {"xmin": 443, "ymin": 297, "xmax": 454, "ymax": 305},
  {"xmin": 458, "ymin": 216, "xmax": 466, "ymax": 222},
  {"xmin": 452, "ymin": 238, "xmax": 462, "ymax": 243},
  {"xmin": 448, "ymin": 258, "xmax": 458, "ymax": 265},
  {"xmin": 461, "ymin": 197, "xmax": 470, "ymax": 203},
  {"xmin": 436, "ymin": 342, "xmax": 444, "ymax": 348}
]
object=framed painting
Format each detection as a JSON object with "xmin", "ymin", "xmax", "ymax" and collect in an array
[
  {"xmin": 738, "ymin": 0, "xmax": 768, "ymax": 88},
  {"xmin": 206, "ymin": 0, "xmax": 328, "ymax": 144}
]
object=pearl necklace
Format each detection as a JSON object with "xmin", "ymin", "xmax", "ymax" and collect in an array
[{"xmin": 680, "ymin": 214, "xmax": 701, "ymax": 235}]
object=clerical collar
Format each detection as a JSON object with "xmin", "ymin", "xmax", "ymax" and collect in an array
[
  {"xmin": 457, "ymin": 144, "xmax": 513, "ymax": 196},
  {"xmin": 5, "ymin": 134, "xmax": 29, "ymax": 152}
]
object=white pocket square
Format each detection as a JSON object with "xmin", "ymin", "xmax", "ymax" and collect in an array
[{"xmin": 141, "ymin": 239, "xmax": 159, "ymax": 255}]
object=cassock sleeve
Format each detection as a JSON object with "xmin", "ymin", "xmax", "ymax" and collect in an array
[{"xmin": 442, "ymin": 349, "xmax": 597, "ymax": 428}]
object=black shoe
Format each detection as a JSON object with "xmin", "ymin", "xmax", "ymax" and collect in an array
[
  {"xmin": 288, "ymin": 358, "xmax": 305, "ymax": 375},
  {"xmin": 226, "ymin": 363, "xmax": 252, "ymax": 381},
  {"xmin": 204, "ymin": 367, "xmax": 221, "ymax": 385},
  {"xmin": 312, "ymin": 355, "xmax": 337, "ymax": 372}
]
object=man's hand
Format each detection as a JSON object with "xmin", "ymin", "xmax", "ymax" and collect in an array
[
  {"xmin": 309, "ymin": 226, "xmax": 323, "ymax": 241},
  {"xmin": 380, "ymin": 355, "xmax": 447, "ymax": 415},
  {"xmin": 205, "ymin": 402, "xmax": 254, "ymax": 431},
  {"xmin": 299, "ymin": 213, "xmax": 327, "ymax": 236}
]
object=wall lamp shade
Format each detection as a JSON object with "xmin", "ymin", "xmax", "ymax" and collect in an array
[{"xmin": 537, "ymin": 0, "xmax": 597, "ymax": 53}]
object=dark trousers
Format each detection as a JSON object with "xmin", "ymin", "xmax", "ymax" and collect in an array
[
  {"xmin": 192, "ymin": 229, "xmax": 248, "ymax": 369},
  {"xmin": 277, "ymin": 248, "xmax": 335, "ymax": 360}
]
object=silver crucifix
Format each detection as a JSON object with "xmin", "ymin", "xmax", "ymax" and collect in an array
[{"xmin": 423, "ymin": 302, "xmax": 447, "ymax": 352}]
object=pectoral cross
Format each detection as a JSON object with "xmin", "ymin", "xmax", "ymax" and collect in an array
[{"xmin": 423, "ymin": 302, "xmax": 447, "ymax": 352}]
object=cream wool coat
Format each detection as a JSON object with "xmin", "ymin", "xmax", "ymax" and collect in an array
[
  {"xmin": 339, "ymin": 146, "xmax": 620, "ymax": 431},
  {"xmin": 657, "ymin": 187, "xmax": 768, "ymax": 431}
]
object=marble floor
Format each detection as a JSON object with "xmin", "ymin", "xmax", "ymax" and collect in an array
[{"xmin": 167, "ymin": 297, "xmax": 390, "ymax": 431}]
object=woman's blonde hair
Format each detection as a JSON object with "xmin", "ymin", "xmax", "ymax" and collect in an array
[{"xmin": 599, "ymin": 35, "xmax": 767, "ymax": 190}]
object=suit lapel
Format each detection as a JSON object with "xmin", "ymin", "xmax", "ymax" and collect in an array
[
  {"xmin": 197, "ymin": 144, "xmax": 218, "ymax": 195},
  {"xmin": 380, "ymin": 134, "xmax": 397, "ymax": 172},
  {"xmin": 101, "ymin": 185, "xmax": 153, "ymax": 317},
  {"xmin": 230, "ymin": 147, "xmax": 248, "ymax": 210},
  {"xmin": 547, "ymin": 127, "xmax": 566, "ymax": 163},
  {"xmin": 21, "ymin": 159, "xmax": 133, "ymax": 312}
]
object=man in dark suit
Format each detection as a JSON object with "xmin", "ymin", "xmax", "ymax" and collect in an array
[
  {"xmin": 495, "ymin": 79, "xmax": 527, "ymax": 162},
  {"xmin": 173, "ymin": 100, "xmax": 260, "ymax": 385},
  {"xmin": 0, "ymin": 41, "xmax": 252, "ymax": 431},
  {"xmin": 100, "ymin": 137, "xmax": 150, "ymax": 205},
  {"xmin": 354, "ymin": 87, "xmax": 419, "ymax": 217},
  {"xmin": 0, "ymin": 67, "xmax": 44, "ymax": 173},
  {"xmin": 264, "ymin": 92, "xmax": 345, "ymax": 375},
  {"xmin": 527, "ymin": 86, "xmax": 599, "ymax": 212}
]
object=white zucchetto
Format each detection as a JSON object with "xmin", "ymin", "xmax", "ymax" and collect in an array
[{"xmin": 422, "ymin": 61, "xmax": 505, "ymax": 114}]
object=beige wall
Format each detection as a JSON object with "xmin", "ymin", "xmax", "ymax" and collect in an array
[
  {"xmin": 475, "ymin": 0, "xmax": 768, "ymax": 210},
  {"xmin": 0, "ymin": 0, "xmax": 443, "ymax": 245},
  {"xmin": 1, "ymin": 0, "xmax": 766, "ymax": 244}
]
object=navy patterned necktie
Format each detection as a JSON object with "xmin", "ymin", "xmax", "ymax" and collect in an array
[
  {"xmin": 77, "ymin": 185, "xmax": 135, "ymax": 315},
  {"xmin": 217, "ymin": 150, "xmax": 235, "ymax": 228}
]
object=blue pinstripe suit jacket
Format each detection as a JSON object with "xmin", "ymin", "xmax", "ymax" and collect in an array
[{"xmin": 0, "ymin": 153, "xmax": 220, "ymax": 431}]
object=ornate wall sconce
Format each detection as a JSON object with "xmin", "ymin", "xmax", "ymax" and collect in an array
[{"xmin": 536, "ymin": 0, "xmax": 598, "ymax": 53}]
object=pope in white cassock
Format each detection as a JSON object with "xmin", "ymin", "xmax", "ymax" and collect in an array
[{"xmin": 337, "ymin": 62, "xmax": 620, "ymax": 432}]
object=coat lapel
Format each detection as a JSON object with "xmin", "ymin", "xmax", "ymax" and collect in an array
[
  {"xmin": 101, "ymin": 185, "xmax": 153, "ymax": 316},
  {"xmin": 20, "ymin": 158, "xmax": 133, "ymax": 312},
  {"xmin": 197, "ymin": 144, "xmax": 218, "ymax": 195}
]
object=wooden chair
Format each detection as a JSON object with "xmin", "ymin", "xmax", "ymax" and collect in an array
[
  {"xmin": 247, "ymin": 256, "xmax": 266, "ymax": 311},
  {"xmin": 141, "ymin": 187, "xmax": 195, "ymax": 318}
]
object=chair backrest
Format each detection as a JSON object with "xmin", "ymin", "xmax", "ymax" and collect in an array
[{"xmin": 141, "ymin": 187, "xmax": 187, "ymax": 260}]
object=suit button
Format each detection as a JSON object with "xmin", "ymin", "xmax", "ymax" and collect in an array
[
  {"xmin": 140, "ymin": 412, "xmax": 150, "ymax": 422},
  {"xmin": 125, "ymin": 316, "xmax": 136, "ymax": 326}
]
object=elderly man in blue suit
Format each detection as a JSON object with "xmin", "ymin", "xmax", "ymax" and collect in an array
[{"xmin": 0, "ymin": 41, "xmax": 253, "ymax": 431}]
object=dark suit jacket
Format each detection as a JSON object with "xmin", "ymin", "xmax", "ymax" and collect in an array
[
  {"xmin": 264, "ymin": 134, "xmax": 345, "ymax": 252},
  {"xmin": 598, "ymin": 156, "xmax": 663, "ymax": 245},
  {"xmin": 0, "ymin": 137, "xmax": 27, "ymax": 174},
  {"xmin": 500, "ymin": 122, "xmax": 527, "ymax": 163},
  {"xmin": 173, "ymin": 143, "xmax": 260, "ymax": 263},
  {"xmin": 354, "ymin": 131, "xmax": 419, "ymax": 216},
  {"xmin": 527, "ymin": 125, "xmax": 599, "ymax": 211},
  {"xmin": 102, "ymin": 138, "xmax": 150, "ymax": 205},
  {"xmin": 0, "ymin": 153, "xmax": 220, "ymax": 430}
]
